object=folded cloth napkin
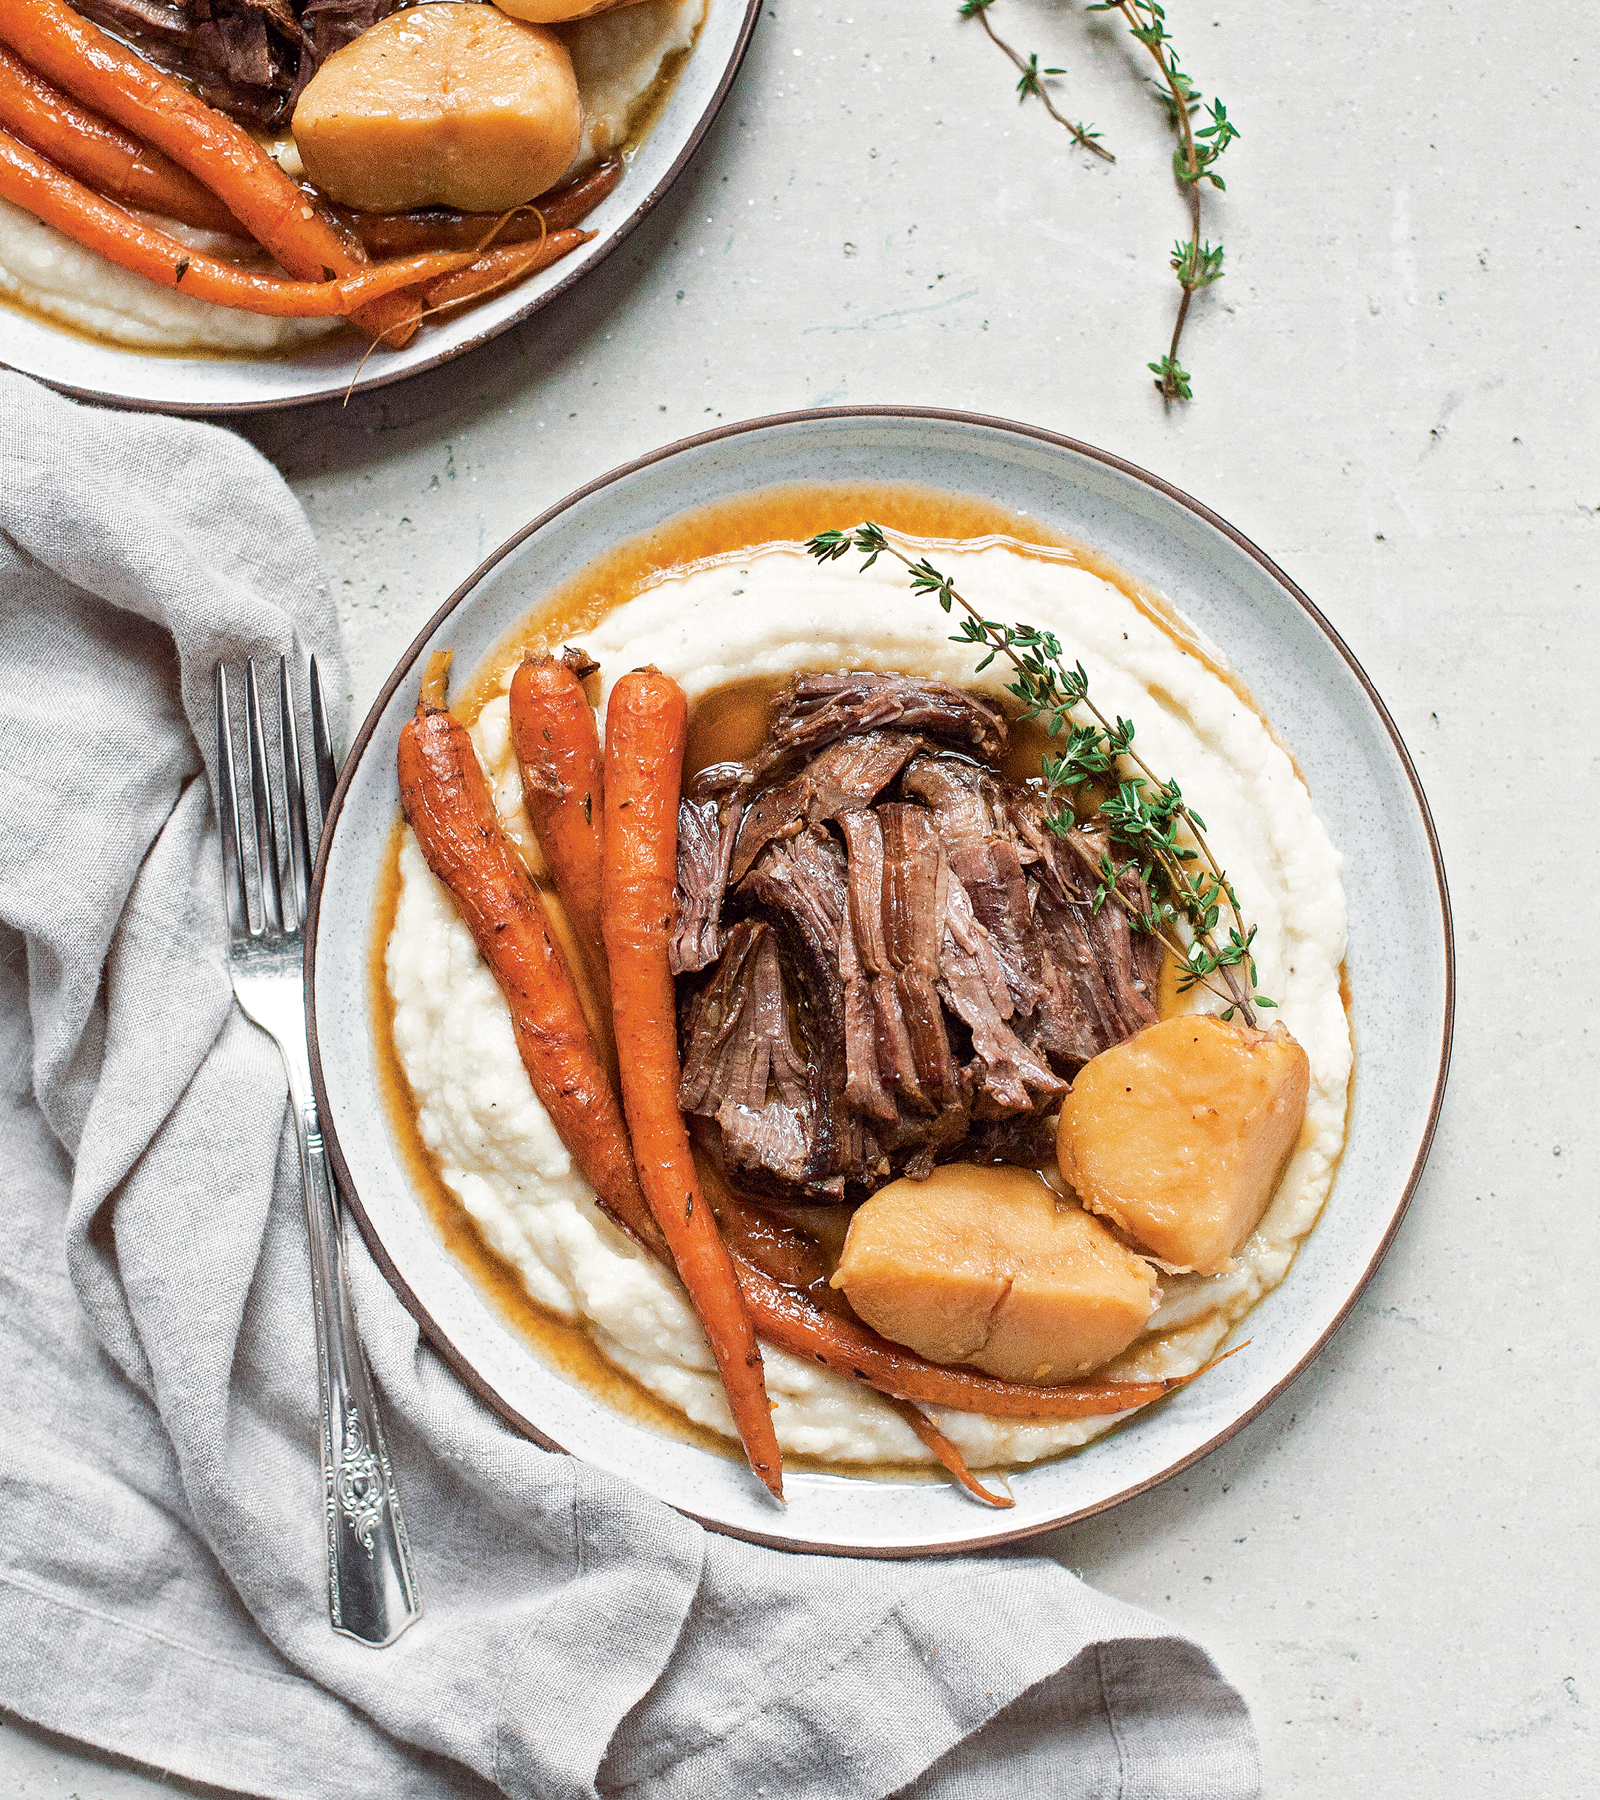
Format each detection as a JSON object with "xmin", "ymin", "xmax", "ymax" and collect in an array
[{"xmin": 0, "ymin": 370, "xmax": 1261, "ymax": 1800}]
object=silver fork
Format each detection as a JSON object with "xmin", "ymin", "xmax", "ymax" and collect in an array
[{"xmin": 215, "ymin": 655, "xmax": 421, "ymax": 1648}]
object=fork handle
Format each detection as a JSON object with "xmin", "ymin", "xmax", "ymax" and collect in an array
[{"xmin": 291, "ymin": 1089, "xmax": 422, "ymax": 1645}]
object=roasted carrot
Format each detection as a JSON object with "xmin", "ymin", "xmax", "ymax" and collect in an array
[
  {"xmin": 521, "ymin": 157, "xmax": 623, "ymax": 233},
  {"xmin": 888, "ymin": 1399, "xmax": 1014, "ymax": 1509},
  {"xmin": 0, "ymin": 0, "xmax": 352, "ymax": 270},
  {"xmin": 510, "ymin": 651, "xmax": 610, "ymax": 999},
  {"xmin": 398, "ymin": 657, "xmax": 656, "ymax": 1243},
  {"xmin": 602, "ymin": 669, "xmax": 785, "ymax": 1501},
  {"xmin": 0, "ymin": 131, "xmax": 471, "ymax": 315},
  {"xmin": 339, "ymin": 159, "xmax": 623, "ymax": 258},
  {"xmin": 417, "ymin": 230, "xmax": 595, "ymax": 317},
  {"xmin": 734, "ymin": 1256, "xmax": 1196, "ymax": 1421},
  {"xmin": 0, "ymin": 0, "xmax": 418, "ymax": 345},
  {"xmin": 0, "ymin": 44, "xmax": 237, "ymax": 232}
]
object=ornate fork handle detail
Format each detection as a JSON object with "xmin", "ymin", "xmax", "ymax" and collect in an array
[
  {"xmin": 217, "ymin": 658, "xmax": 421, "ymax": 1648},
  {"xmin": 292, "ymin": 1076, "xmax": 420, "ymax": 1643},
  {"xmin": 336, "ymin": 1406, "xmax": 387, "ymax": 1552}
]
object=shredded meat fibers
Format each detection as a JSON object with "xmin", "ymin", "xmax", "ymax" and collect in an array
[{"xmin": 675, "ymin": 673, "xmax": 1164, "ymax": 1206}]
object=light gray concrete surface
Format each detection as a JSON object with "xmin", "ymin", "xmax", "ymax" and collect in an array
[{"xmin": 3, "ymin": 1, "xmax": 1594, "ymax": 1794}]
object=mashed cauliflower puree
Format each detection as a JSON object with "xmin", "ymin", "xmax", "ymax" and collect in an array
[
  {"xmin": 0, "ymin": 0, "xmax": 703, "ymax": 354},
  {"xmin": 386, "ymin": 539, "xmax": 1352, "ymax": 1469}
]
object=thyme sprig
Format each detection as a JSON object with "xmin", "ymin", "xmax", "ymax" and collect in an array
[
  {"xmin": 960, "ymin": 1, "xmax": 1238, "ymax": 401},
  {"xmin": 1089, "ymin": 0, "xmax": 1238, "ymax": 401},
  {"xmin": 959, "ymin": 0, "xmax": 1113, "ymax": 163},
  {"xmin": 806, "ymin": 523, "xmax": 1275, "ymax": 1023}
]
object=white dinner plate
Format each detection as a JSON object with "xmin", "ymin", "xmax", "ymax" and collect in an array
[
  {"xmin": 306, "ymin": 407, "xmax": 1454, "ymax": 1556},
  {"xmin": 0, "ymin": 0, "xmax": 759, "ymax": 414}
]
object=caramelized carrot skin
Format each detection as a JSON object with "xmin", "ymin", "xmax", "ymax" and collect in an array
[
  {"xmin": 735, "ymin": 1258, "xmax": 1179, "ymax": 1420},
  {"xmin": 397, "ymin": 701, "xmax": 647, "ymax": 1227},
  {"xmin": 0, "ymin": 44, "xmax": 236, "ymax": 232},
  {"xmin": 0, "ymin": 131, "xmax": 467, "ymax": 315},
  {"xmin": 510, "ymin": 652, "xmax": 610, "ymax": 994},
  {"xmin": 341, "ymin": 159, "xmax": 622, "ymax": 257},
  {"xmin": 0, "ymin": 0, "xmax": 418, "ymax": 345},
  {"xmin": 0, "ymin": 0, "xmax": 348, "ymax": 275},
  {"xmin": 603, "ymin": 669, "xmax": 784, "ymax": 1499},
  {"xmin": 418, "ymin": 230, "xmax": 595, "ymax": 315}
]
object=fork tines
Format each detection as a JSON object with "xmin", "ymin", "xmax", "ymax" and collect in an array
[{"xmin": 215, "ymin": 655, "xmax": 337, "ymax": 943}]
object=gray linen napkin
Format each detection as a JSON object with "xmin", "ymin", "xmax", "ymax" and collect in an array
[{"xmin": 0, "ymin": 369, "xmax": 1261, "ymax": 1800}]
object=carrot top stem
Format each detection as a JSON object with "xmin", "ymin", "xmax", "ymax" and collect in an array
[{"xmin": 419, "ymin": 650, "xmax": 453, "ymax": 711}]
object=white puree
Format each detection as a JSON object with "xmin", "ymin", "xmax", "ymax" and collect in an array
[
  {"xmin": 387, "ymin": 541, "xmax": 1352, "ymax": 1467},
  {"xmin": 0, "ymin": 0, "xmax": 704, "ymax": 354},
  {"xmin": 570, "ymin": 0, "xmax": 705, "ymax": 166}
]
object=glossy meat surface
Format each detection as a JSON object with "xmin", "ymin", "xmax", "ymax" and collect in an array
[{"xmin": 676, "ymin": 674, "xmax": 1167, "ymax": 1207}]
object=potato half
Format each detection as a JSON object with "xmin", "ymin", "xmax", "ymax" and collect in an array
[
  {"xmin": 292, "ymin": 6, "xmax": 583, "ymax": 214},
  {"xmin": 832, "ymin": 1164, "xmax": 1160, "ymax": 1384},
  {"xmin": 1057, "ymin": 1014, "xmax": 1311, "ymax": 1275}
]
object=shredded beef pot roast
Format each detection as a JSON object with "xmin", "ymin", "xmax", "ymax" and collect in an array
[
  {"xmin": 74, "ymin": 0, "xmax": 397, "ymax": 125},
  {"xmin": 674, "ymin": 674, "xmax": 1164, "ymax": 1208}
]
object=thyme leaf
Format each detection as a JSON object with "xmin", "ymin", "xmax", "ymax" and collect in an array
[{"xmin": 959, "ymin": 0, "xmax": 1114, "ymax": 162}]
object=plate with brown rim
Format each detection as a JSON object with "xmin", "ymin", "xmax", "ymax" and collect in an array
[
  {"xmin": 0, "ymin": 0, "xmax": 760, "ymax": 415},
  {"xmin": 305, "ymin": 405, "xmax": 1454, "ymax": 1557}
]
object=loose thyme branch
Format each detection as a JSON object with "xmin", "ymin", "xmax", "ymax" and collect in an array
[
  {"xmin": 960, "ymin": 0, "xmax": 1114, "ymax": 162},
  {"xmin": 1090, "ymin": 0, "xmax": 1238, "ymax": 401},
  {"xmin": 807, "ymin": 524, "xmax": 1274, "ymax": 1022}
]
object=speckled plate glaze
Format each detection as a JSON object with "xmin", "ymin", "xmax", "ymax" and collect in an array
[
  {"xmin": 306, "ymin": 407, "xmax": 1454, "ymax": 1557},
  {"xmin": 0, "ymin": 0, "xmax": 759, "ymax": 415}
]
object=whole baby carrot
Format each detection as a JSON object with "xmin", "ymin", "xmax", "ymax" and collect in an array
[
  {"xmin": 397, "ymin": 655, "xmax": 651, "ymax": 1238},
  {"xmin": 340, "ymin": 159, "xmax": 622, "ymax": 258},
  {"xmin": 0, "ymin": 44, "xmax": 236, "ymax": 232},
  {"xmin": 0, "ymin": 132, "xmax": 470, "ymax": 316},
  {"xmin": 602, "ymin": 669, "xmax": 785, "ymax": 1500},
  {"xmin": 509, "ymin": 650, "xmax": 610, "ymax": 998},
  {"xmin": 0, "ymin": 0, "xmax": 418, "ymax": 344},
  {"xmin": 417, "ymin": 230, "xmax": 596, "ymax": 318},
  {"xmin": 734, "ymin": 1257, "xmax": 1207, "ymax": 1421}
]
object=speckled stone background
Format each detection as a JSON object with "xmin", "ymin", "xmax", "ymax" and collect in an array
[{"xmin": 2, "ymin": 1, "xmax": 1592, "ymax": 1794}]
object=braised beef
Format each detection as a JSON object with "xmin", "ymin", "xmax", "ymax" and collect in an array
[
  {"xmin": 670, "ymin": 764, "xmax": 747, "ymax": 976},
  {"xmin": 739, "ymin": 828, "xmax": 858, "ymax": 1199},
  {"xmin": 878, "ymin": 804, "xmax": 959, "ymax": 1111},
  {"xmin": 676, "ymin": 671, "xmax": 1167, "ymax": 1207},
  {"xmin": 834, "ymin": 809, "xmax": 898, "ymax": 1121},
  {"xmin": 938, "ymin": 863, "xmax": 1066, "ymax": 1117},
  {"xmin": 74, "ymin": 0, "xmax": 399, "ymax": 127},
  {"xmin": 729, "ymin": 730, "xmax": 920, "ymax": 884},
  {"xmin": 760, "ymin": 673, "xmax": 1008, "ymax": 771},
  {"xmin": 678, "ymin": 922, "xmax": 815, "ymax": 1188},
  {"xmin": 902, "ymin": 755, "xmax": 1042, "ymax": 1018},
  {"xmin": 1004, "ymin": 802, "xmax": 1160, "ymax": 1044}
]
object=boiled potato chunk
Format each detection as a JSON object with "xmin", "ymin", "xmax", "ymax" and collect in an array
[
  {"xmin": 832, "ymin": 1164, "xmax": 1159, "ymax": 1383},
  {"xmin": 1057, "ymin": 1015, "xmax": 1311, "ymax": 1276},
  {"xmin": 292, "ymin": 6, "xmax": 583, "ymax": 214}
]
